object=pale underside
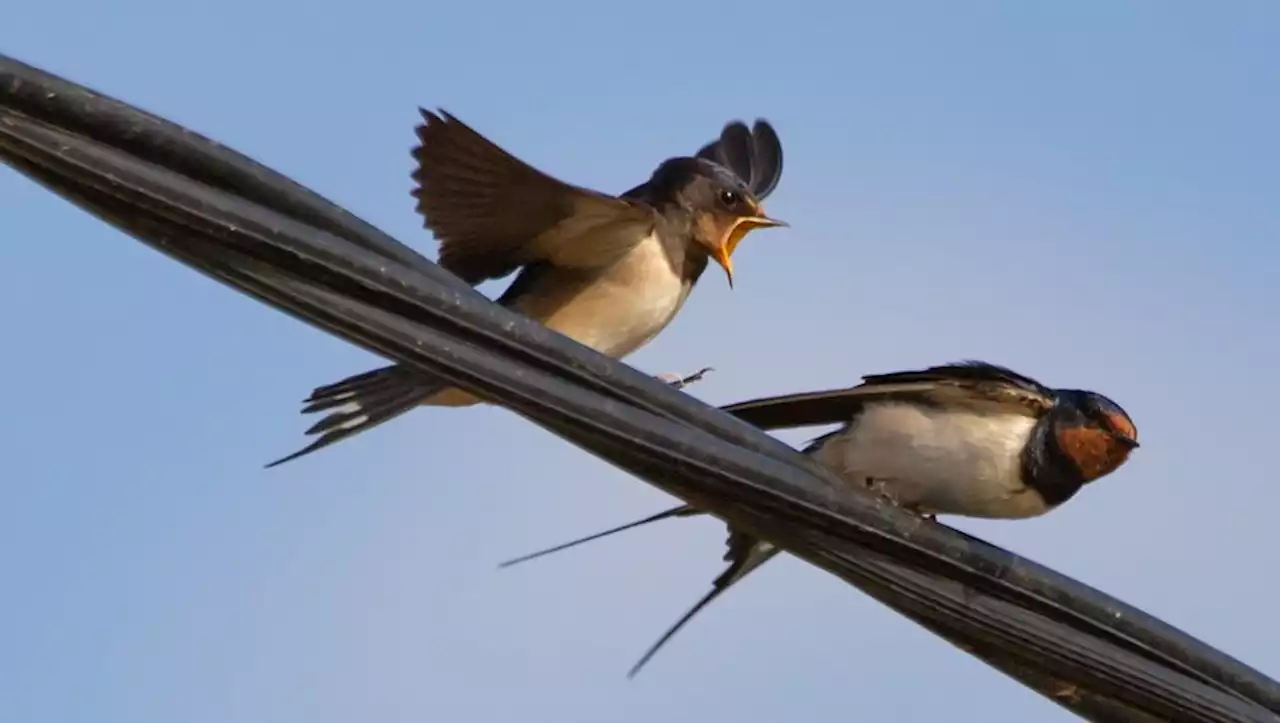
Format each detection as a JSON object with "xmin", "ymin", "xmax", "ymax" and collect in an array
[
  {"xmin": 810, "ymin": 402, "xmax": 1050, "ymax": 519},
  {"xmin": 427, "ymin": 230, "xmax": 690, "ymax": 408}
]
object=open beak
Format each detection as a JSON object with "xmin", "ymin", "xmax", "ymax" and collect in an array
[{"xmin": 712, "ymin": 214, "xmax": 788, "ymax": 288}]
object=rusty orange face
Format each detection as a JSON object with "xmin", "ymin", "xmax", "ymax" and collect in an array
[{"xmin": 1054, "ymin": 403, "xmax": 1139, "ymax": 483}]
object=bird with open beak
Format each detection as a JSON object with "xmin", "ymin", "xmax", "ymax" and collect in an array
[
  {"xmin": 499, "ymin": 361, "xmax": 1140, "ymax": 676},
  {"xmin": 267, "ymin": 111, "xmax": 787, "ymax": 467}
]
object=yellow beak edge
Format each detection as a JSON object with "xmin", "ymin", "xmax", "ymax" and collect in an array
[{"xmin": 713, "ymin": 215, "xmax": 788, "ymax": 288}]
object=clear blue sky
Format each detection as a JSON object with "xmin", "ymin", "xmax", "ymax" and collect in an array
[{"xmin": 3, "ymin": 3, "xmax": 1278, "ymax": 722}]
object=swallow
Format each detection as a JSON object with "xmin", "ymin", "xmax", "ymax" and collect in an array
[
  {"xmin": 265, "ymin": 112, "xmax": 787, "ymax": 467},
  {"xmin": 499, "ymin": 361, "xmax": 1140, "ymax": 675}
]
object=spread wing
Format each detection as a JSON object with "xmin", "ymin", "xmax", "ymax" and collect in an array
[
  {"xmin": 412, "ymin": 109, "xmax": 657, "ymax": 284},
  {"xmin": 696, "ymin": 119, "xmax": 783, "ymax": 200},
  {"xmin": 723, "ymin": 360, "xmax": 1056, "ymax": 431}
]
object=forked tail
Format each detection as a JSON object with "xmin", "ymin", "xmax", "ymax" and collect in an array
[{"xmin": 266, "ymin": 364, "xmax": 447, "ymax": 467}]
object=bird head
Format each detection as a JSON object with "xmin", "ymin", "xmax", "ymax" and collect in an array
[
  {"xmin": 652, "ymin": 157, "xmax": 787, "ymax": 287},
  {"xmin": 1049, "ymin": 390, "xmax": 1140, "ymax": 483}
]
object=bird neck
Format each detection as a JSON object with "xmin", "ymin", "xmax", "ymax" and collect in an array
[
  {"xmin": 1020, "ymin": 411, "xmax": 1090, "ymax": 508},
  {"xmin": 653, "ymin": 206, "xmax": 711, "ymax": 284}
]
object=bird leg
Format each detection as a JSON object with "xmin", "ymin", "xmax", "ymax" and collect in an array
[
  {"xmin": 864, "ymin": 477, "xmax": 935, "ymax": 520},
  {"xmin": 864, "ymin": 477, "xmax": 901, "ymax": 506},
  {"xmin": 657, "ymin": 366, "xmax": 715, "ymax": 391}
]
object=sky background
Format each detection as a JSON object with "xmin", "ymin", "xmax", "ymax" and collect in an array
[{"xmin": 3, "ymin": 3, "xmax": 1279, "ymax": 722}]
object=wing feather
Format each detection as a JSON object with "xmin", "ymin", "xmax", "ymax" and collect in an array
[
  {"xmin": 411, "ymin": 109, "xmax": 654, "ymax": 284},
  {"xmin": 723, "ymin": 360, "xmax": 1055, "ymax": 431}
]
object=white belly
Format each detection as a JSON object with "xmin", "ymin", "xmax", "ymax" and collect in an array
[
  {"xmin": 550, "ymin": 233, "xmax": 691, "ymax": 358},
  {"xmin": 810, "ymin": 403, "xmax": 1049, "ymax": 519},
  {"xmin": 589, "ymin": 283, "xmax": 687, "ymax": 358}
]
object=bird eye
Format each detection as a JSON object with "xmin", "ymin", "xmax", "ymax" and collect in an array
[{"xmin": 718, "ymin": 189, "xmax": 741, "ymax": 207}]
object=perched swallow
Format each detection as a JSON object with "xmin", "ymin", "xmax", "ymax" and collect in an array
[
  {"xmin": 266, "ymin": 112, "xmax": 787, "ymax": 467},
  {"xmin": 500, "ymin": 361, "xmax": 1140, "ymax": 675}
]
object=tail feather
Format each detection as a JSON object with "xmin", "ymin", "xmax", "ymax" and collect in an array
[
  {"xmin": 629, "ymin": 532, "xmax": 779, "ymax": 677},
  {"xmin": 300, "ymin": 365, "xmax": 408, "ymax": 412},
  {"xmin": 497, "ymin": 504, "xmax": 703, "ymax": 569},
  {"xmin": 300, "ymin": 365, "xmax": 426, "ymax": 417},
  {"xmin": 266, "ymin": 365, "xmax": 446, "ymax": 468}
]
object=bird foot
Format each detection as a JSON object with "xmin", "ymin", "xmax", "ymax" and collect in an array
[
  {"xmin": 865, "ymin": 478, "xmax": 901, "ymax": 507},
  {"xmin": 658, "ymin": 367, "xmax": 715, "ymax": 391},
  {"xmin": 865, "ymin": 478, "xmax": 934, "ymax": 521}
]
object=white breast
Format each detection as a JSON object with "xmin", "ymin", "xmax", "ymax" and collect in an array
[
  {"xmin": 810, "ymin": 402, "xmax": 1049, "ymax": 519},
  {"xmin": 564, "ymin": 231, "xmax": 690, "ymax": 358}
]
